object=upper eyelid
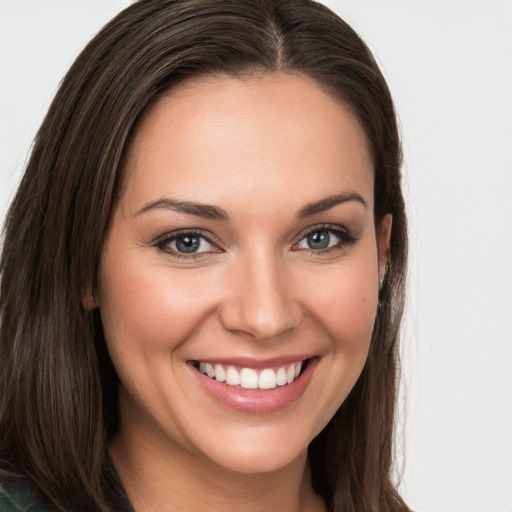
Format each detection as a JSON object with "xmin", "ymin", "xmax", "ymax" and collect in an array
[
  {"xmin": 155, "ymin": 230, "xmax": 222, "ymax": 259},
  {"xmin": 154, "ymin": 228, "xmax": 220, "ymax": 246},
  {"xmin": 295, "ymin": 223, "xmax": 350, "ymax": 240},
  {"xmin": 152, "ymin": 223, "xmax": 354, "ymax": 251},
  {"xmin": 293, "ymin": 224, "xmax": 357, "ymax": 251}
]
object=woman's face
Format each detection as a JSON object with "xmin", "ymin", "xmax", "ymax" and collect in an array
[{"xmin": 98, "ymin": 72, "xmax": 391, "ymax": 473}]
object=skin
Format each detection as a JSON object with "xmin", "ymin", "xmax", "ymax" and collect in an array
[{"xmin": 97, "ymin": 72, "xmax": 392, "ymax": 512}]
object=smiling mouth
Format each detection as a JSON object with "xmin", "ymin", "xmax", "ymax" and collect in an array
[{"xmin": 192, "ymin": 359, "xmax": 309, "ymax": 390}]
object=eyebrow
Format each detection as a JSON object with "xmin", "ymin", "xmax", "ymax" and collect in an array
[
  {"xmin": 135, "ymin": 191, "xmax": 366, "ymax": 221},
  {"xmin": 296, "ymin": 192, "xmax": 367, "ymax": 218},
  {"xmin": 135, "ymin": 198, "xmax": 230, "ymax": 221}
]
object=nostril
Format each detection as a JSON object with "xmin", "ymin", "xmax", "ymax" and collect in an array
[
  {"xmin": 219, "ymin": 302, "xmax": 303, "ymax": 341},
  {"xmin": 217, "ymin": 265, "xmax": 304, "ymax": 341}
]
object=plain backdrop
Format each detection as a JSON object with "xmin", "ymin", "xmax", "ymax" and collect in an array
[{"xmin": 1, "ymin": 1, "xmax": 511, "ymax": 511}]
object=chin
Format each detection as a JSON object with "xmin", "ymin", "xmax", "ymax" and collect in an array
[
  {"xmin": 208, "ymin": 443, "xmax": 308, "ymax": 475},
  {"xmin": 185, "ymin": 421, "xmax": 315, "ymax": 475}
]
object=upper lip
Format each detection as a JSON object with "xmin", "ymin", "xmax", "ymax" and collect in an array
[{"xmin": 188, "ymin": 354, "xmax": 315, "ymax": 369}]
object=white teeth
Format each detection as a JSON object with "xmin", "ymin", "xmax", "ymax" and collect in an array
[
  {"xmin": 197, "ymin": 361, "xmax": 305, "ymax": 389},
  {"xmin": 276, "ymin": 367, "xmax": 287, "ymax": 386},
  {"xmin": 205, "ymin": 363, "xmax": 215, "ymax": 378},
  {"xmin": 259, "ymin": 369, "xmax": 277, "ymax": 389},
  {"xmin": 286, "ymin": 365, "xmax": 295, "ymax": 384},
  {"xmin": 240, "ymin": 368, "xmax": 258, "ymax": 389},
  {"xmin": 225, "ymin": 366, "xmax": 241, "ymax": 386},
  {"xmin": 214, "ymin": 364, "xmax": 226, "ymax": 382}
]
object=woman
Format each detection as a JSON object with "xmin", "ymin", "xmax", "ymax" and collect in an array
[{"xmin": 0, "ymin": 0, "xmax": 408, "ymax": 510}]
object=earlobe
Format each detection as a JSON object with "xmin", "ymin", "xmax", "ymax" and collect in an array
[
  {"xmin": 81, "ymin": 287, "xmax": 98, "ymax": 311},
  {"xmin": 377, "ymin": 214, "xmax": 392, "ymax": 284}
]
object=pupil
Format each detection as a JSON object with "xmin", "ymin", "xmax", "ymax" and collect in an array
[
  {"xmin": 307, "ymin": 230, "xmax": 330, "ymax": 249},
  {"xmin": 176, "ymin": 235, "xmax": 200, "ymax": 253}
]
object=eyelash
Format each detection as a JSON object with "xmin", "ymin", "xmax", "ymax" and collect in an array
[
  {"xmin": 293, "ymin": 224, "xmax": 357, "ymax": 255},
  {"xmin": 155, "ymin": 229, "xmax": 220, "ymax": 259},
  {"xmin": 154, "ymin": 224, "xmax": 357, "ymax": 259}
]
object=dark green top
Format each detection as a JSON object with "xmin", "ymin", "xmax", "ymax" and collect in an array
[
  {"xmin": 0, "ymin": 457, "xmax": 133, "ymax": 511},
  {"xmin": 0, "ymin": 479, "xmax": 47, "ymax": 512}
]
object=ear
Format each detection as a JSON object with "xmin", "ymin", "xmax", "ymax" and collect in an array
[
  {"xmin": 81, "ymin": 285, "xmax": 98, "ymax": 311},
  {"xmin": 377, "ymin": 214, "xmax": 392, "ymax": 285}
]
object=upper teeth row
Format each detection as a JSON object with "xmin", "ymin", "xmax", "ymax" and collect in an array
[{"xmin": 198, "ymin": 361, "xmax": 302, "ymax": 390}]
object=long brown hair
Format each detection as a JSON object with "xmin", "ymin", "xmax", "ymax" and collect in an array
[{"xmin": 0, "ymin": 0, "xmax": 408, "ymax": 510}]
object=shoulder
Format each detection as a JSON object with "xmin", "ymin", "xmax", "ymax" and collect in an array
[
  {"xmin": 0, "ymin": 456, "xmax": 133, "ymax": 512},
  {"xmin": 0, "ymin": 476, "xmax": 53, "ymax": 512}
]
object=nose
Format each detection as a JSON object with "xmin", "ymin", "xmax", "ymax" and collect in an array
[{"xmin": 219, "ymin": 252, "xmax": 303, "ymax": 341}]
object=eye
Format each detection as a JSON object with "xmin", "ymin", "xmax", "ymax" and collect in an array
[
  {"xmin": 294, "ymin": 226, "xmax": 356, "ymax": 252},
  {"xmin": 157, "ymin": 231, "xmax": 220, "ymax": 256}
]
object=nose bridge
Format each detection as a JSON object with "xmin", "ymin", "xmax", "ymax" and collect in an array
[{"xmin": 220, "ymin": 247, "xmax": 302, "ymax": 341}]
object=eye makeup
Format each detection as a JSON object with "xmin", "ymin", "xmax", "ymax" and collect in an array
[
  {"xmin": 154, "ymin": 228, "xmax": 222, "ymax": 258},
  {"xmin": 151, "ymin": 222, "xmax": 358, "ymax": 260}
]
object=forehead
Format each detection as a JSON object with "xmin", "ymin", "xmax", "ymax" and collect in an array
[{"xmin": 120, "ymin": 72, "xmax": 374, "ymax": 212}]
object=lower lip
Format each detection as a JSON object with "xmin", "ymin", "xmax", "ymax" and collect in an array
[{"xmin": 189, "ymin": 359, "xmax": 317, "ymax": 413}]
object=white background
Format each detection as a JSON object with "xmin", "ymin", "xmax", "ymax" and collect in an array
[{"xmin": 1, "ymin": 1, "xmax": 511, "ymax": 511}]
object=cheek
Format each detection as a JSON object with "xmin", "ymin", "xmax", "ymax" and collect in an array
[
  {"xmin": 298, "ymin": 256, "xmax": 379, "ymax": 350},
  {"xmin": 297, "ymin": 254, "xmax": 378, "ymax": 424},
  {"xmin": 98, "ymin": 256, "xmax": 218, "ymax": 357}
]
